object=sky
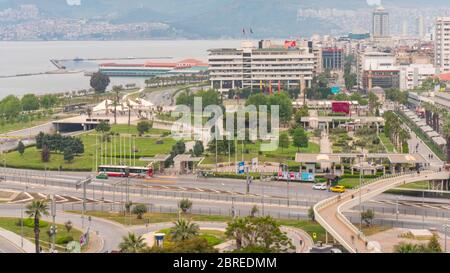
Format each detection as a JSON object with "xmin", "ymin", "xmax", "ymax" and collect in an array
[
  {"xmin": 66, "ymin": 0, "xmax": 81, "ymax": 6},
  {"xmin": 367, "ymin": 0, "xmax": 382, "ymax": 6}
]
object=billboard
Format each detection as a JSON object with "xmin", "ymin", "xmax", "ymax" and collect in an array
[
  {"xmin": 284, "ymin": 40, "xmax": 297, "ymax": 49},
  {"xmin": 332, "ymin": 101, "xmax": 350, "ymax": 114},
  {"xmin": 278, "ymin": 172, "xmax": 315, "ymax": 182}
]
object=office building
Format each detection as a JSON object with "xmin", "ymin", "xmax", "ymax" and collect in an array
[
  {"xmin": 208, "ymin": 40, "xmax": 315, "ymax": 93},
  {"xmin": 373, "ymin": 6, "xmax": 390, "ymax": 38}
]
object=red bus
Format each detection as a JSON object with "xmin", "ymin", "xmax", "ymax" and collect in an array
[{"xmin": 98, "ymin": 165, "xmax": 154, "ymax": 178}]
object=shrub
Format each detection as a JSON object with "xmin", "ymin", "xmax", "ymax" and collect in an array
[
  {"xmin": 20, "ymin": 218, "xmax": 49, "ymax": 228},
  {"xmin": 56, "ymin": 235, "xmax": 74, "ymax": 245}
]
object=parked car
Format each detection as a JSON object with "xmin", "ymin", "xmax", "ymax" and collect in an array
[
  {"xmin": 330, "ymin": 185, "xmax": 346, "ymax": 193},
  {"xmin": 312, "ymin": 183, "xmax": 327, "ymax": 190}
]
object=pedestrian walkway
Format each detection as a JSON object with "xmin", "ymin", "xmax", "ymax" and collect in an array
[{"xmin": 0, "ymin": 227, "xmax": 35, "ymax": 253}]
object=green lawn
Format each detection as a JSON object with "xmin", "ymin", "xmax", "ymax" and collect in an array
[
  {"xmin": 0, "ymin": 117, "xmax": 53, "ymax": 135},
  {"xmin": 157, "ymin": 228, "xmax": 225, "ymax": 247},
  {"xmin": 379, "ymin": 134, "xmax": 396, "ymax": 153},
  {"xmin": 338, "ymin": 178, "xmax": 361, "ymax": 189},
  {"xmin": 67, "ymin": 211, "xmax": 232, "ymax": 226},
  {"xmin": 67, "ymin": 210, "xmax": 326, "ymax": 243},
  {"xmin": 110, "ymin": 124, "xmax": 170, "ymax": 135},
  {"xmin": 201, "ymin": 141, "xmax": 319, "ymax": 165},
  {"xmin": 4, "ymin": 132, "xmax": 176, "ymax": 171},
  {"xmin": 398, "ymin": 181, "xmax": 428, "ymax": 190},
  {"xmin": 0, "ymin": 217, "xmax": 83, "ymax": 252}
]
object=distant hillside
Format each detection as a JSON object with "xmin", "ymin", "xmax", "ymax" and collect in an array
[{"xmin": 0, "ymin": 0, "xmax": 447, "ymax": 38}]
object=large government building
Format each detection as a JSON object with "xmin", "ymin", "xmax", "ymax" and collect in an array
[{"xmin": 208, "ymin": 40, "xmax": 316, "ymax": 93}]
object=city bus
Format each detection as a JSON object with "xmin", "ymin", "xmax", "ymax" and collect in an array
[{"xmin": 98, "ymin": 165, "xmax": 154, "ymax": 178}]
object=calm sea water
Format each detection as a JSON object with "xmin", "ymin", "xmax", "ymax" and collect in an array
[{"xmin": 0, "ymin": 40, "xmax": 242, "ymax": 98}]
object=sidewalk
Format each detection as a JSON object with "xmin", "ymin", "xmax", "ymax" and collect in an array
[{"xmin": 0, "ymin": 227, "xmax": 35, "ymax": 253}]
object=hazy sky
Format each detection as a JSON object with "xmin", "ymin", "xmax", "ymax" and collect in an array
[
  {"xmin": 367, "ymin": 0, "xmax": 382, "ymax": 6},
  {"xmin": 66, "ymin": 0, "xmax": 81, "ymax": 6}
]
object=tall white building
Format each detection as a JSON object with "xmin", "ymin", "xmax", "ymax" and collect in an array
[
  {"xmin": 208, "ymin": 41, "xmax": 315, "ymax": 93},
  {"xmin": 435, "ymin": 17, "xmax": 450, "ymax": 73},
  {"xmin": 372, "ymin": 6, "xmax": 389, "ymax": 38},
  {"xmin": 399, "ymin": 64, "xmax": 436, "ymax": 90}
]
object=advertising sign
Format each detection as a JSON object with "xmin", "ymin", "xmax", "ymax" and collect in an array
[
  {"xmin": 332, "ymin": 101, "xmax": 350, "ymax": 114},
  {"xmin": 277, "ymin": 172, "xmax": 315, "ymax": 182},
  {"xmin": 331, "ymin": 86, "xmax": 341, "ymax": 94},
  {"xmin": 238, "ymin": 162, "xmax": 245, "ymax": 174}
]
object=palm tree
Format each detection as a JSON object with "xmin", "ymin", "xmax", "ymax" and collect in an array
[
  {"xmin": 225, "ymin": 217, "xmax": 247, "ymax": 249},
  {"xmin": 170, "ymin": 219, "xmax": 199, "ymax": 242},
  {"xmin": 394, "ymin": 242, "xmax": 420, "ymax": 253},
  {"xmin": 25, "ymin": 200, "xmax": 49, "ymax": 253},
  {"xmin": 112, "ymin": 85, "xmax": 122, "ymax": 125},
  {"xmin": 443, "ymin": 117, "xmax": 450, "ymax": 163},
  {"xmin": 119, "ymin": 233, "xmax": 146, "ymax": 253}
]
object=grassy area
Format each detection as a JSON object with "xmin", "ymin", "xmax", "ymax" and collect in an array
[
  {"xmin": 4, "ymin": 131, "xmax": 176, "ymax": 171},
  {"xmin": 201, "ymin": 141, "xmax": 319, "ymax": 165},
  {"xmin": 379, "ymin": 133, "xmax": 396, "ymax": 153},
  {"xmin": 110, "ymin": 124, "xmax": 170, "ymax": 136},
  {"xmin": 337, "ymin": 178, "xmax": 361, "ymax": 189},
  {"xmin": 362, "ymin": 225, "xmax": 391, "ymax": 236},
  {"xmin": 0, "ymin": 217, "xmax": 83, "ymax": 252},
  {"xmin": 278, "ymin": 219, "xmax": 327, "ymax": 243},
  {"xmin": 157, "ymin": 228, "xmax": 226, "ymax": 247},
  {"xmin": 69, "ymin": 211, "xmax": 326, "ymax": 244},
  {"xmin": 67, "ymin": 211, "xmax": 232, "ymax": 226},
  {"xmin": 398, "ymin": 181, "xmax": 428, "ymax": 190},
  {"xmin": 0, "ymin": 116, "xmax": 53, "ymax": 135}
]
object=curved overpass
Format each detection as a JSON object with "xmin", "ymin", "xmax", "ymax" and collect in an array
[{"xmin": 314, "ymin": 170, "xmax": 450, "ymax": 253}]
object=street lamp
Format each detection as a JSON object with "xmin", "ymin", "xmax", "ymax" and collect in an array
[
  {"xmin": 444, "ymin": 224, "xmax": 449, "ymax": 253},
  {"xmin": 396, "ymin": 195, "xmax": 400, "ymax": 223},
  {"xmin": 357, "ymin": 153, "xmax": 365, "ymax": 232}
]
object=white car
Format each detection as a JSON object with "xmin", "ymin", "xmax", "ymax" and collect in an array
[{"xmin": 312, "ymin": 183, "xmax": 327, "ymax": 190}]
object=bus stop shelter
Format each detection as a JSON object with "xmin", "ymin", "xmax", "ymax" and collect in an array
[
  {"xmin": 173, "ymin": 154, "xmax": 204, "ymax": 174},
  {"xmin": 139, "ymin": 154, "xmax": 171, "ymax": 173}
]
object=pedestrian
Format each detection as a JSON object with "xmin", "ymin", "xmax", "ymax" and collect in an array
[{"xmin": 299, "ymin": 239, "xmax": 303, "ymax": 246}]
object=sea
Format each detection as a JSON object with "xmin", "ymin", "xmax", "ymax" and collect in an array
[{"xmin": 0, "ymin": 40, "xmax": 242, "ymax": 99}]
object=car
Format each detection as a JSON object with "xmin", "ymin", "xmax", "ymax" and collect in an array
[
  {"xmin": 96, "ymin": 172, "xmax": 108, "ymax": 180},
  {"xmin": 312, "ymin": 183, "xmax": 327, "ymax": 190},
  {"xmin": 330, "ymin": 185, "xmax": 346, "ymax": 193}
]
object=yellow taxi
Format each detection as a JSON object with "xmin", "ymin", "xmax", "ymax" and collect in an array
[{"xmin": 330, "ymin": 185, "xmax": 346, "ymax": 193}]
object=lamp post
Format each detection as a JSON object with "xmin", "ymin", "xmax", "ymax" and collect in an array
[
  {"xmin": 396, "ymin": 195, "xmax": 400, "ymax": 223},
  {"xmin": 357, "ymin": 153, "xmax": 364, "ymax": 232},
  {"xmin": 444, "ymin": 224, "xmax": 449, "ymax": 253}
]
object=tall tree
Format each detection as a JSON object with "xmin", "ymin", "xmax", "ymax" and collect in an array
[
  {"xmin": 112, "ymin": 85, "xmax": 122, "ymax": 124},
  {"xmin": 90, "ymin": 72, "xmax": 110, "ymax": 94},
  {"xmin": 279, "ymin": 133, "xmax": 290, "ymax": 152},
  {"xmin": 292, "ymin": 128, "xmax": 308, "ymax": 152},
  {"xmin": 25, "ymin": 200, "xmax": 49, "ymax": 253},
  {"xmin": 21, "ymin": 94, "xmax": 40, "ymax": 111}
]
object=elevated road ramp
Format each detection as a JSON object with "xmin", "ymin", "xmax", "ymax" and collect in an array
[{"xmin": 314, "ymin": 170, "xmax": 450, "ymax": 253}]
